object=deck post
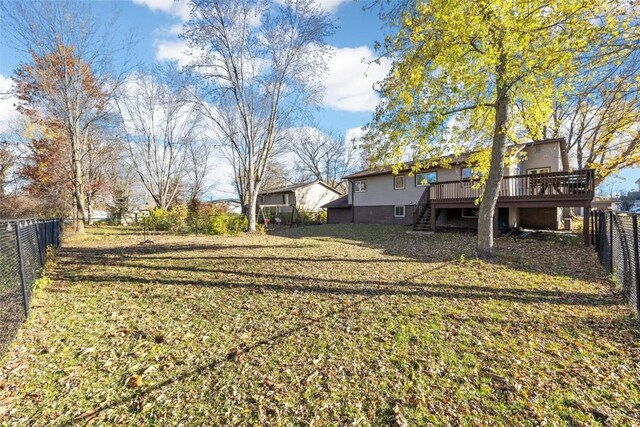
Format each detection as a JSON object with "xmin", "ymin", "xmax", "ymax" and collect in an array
[{"xmin": 583, "ymin": 204, "xmax": 590, "ymax": 246}]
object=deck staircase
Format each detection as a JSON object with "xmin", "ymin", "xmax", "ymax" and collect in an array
[{"xmin": 412, "ymin": 187, "xmax": 439, "ymax": 232}]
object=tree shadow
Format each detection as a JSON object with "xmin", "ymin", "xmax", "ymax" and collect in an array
[
  {"xmin": 60, "ymin": 263, "xmax": 619, "ymax": 308},
  {"xmin": 271, "ymin": 224, "xmax": 604, "ymax": 280}
]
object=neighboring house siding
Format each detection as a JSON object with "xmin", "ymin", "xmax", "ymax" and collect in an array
[
  {"xmin": 259, "ymin": 191, "xmax": 296, "ymax": 206},
  {"xmin": 295, "ymin": 183, "xmax": 341, "ymax": 212}
]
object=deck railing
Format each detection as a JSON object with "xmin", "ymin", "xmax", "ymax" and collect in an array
[{"xmin": 429, "ymin": 169, "xmax": 595, "ymax": 202}]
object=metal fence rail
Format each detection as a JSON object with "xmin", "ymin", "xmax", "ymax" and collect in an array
[
  {"xmin": 0, "ymin": 219, "xmax": 61, "ymax": 357},
  {"xmin": 592, "ymin": 211, "xmax": 640, "ymax": 314}
]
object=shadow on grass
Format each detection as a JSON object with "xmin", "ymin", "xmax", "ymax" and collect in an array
[
  {"xmin": 60, "ymin": 264, "xmax": 619, "ymax": 308},
  {"xmin": 271, "ymin": 224, "xmax": 601, "ymax": 279},
  {"xmin": 61, "ymin": 265, "xmax": 443, "ymax": 425}
]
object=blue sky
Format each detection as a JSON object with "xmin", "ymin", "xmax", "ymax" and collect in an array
[{"xmin": 0, "ymin": 0, "xmax": 637, "ymax": 197}]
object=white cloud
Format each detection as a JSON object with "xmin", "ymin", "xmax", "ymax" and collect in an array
[
  {"xmin": 322, "ymin": 46, "xmax": 391, "ymax": 113},
  {"xmin": 155, "ymin": 39, "xmax": 192, "ymax": 66},
  {"xmin": 131, "ymin": 0, "xmax": 190, "ymax": 20},
  {"xmin": 0, "ymin": 75, "xmax": 18, "ymax": 132},
  {"xmin": 344, "ymin": 126, "xmax": 365, "ymax": 145}
]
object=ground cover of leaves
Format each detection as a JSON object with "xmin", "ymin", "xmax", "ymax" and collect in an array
[{"xmin": 0, "ymin": 224, "xmax": 639, "ymax": 426}]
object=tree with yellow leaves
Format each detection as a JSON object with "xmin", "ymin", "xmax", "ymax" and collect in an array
[{"xmin": 365, "ymin": 0, "xmax": 637, "ymax": 258}]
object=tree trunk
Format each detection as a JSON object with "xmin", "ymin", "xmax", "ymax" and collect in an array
[
  {"xmin": 248, "ymin": 191, "xmax": 257, "ymax": 232},
  {"xmin": 72, "ymin": 144, "xmax": 86, "ymax": 233},
  {"xmin": 477, "ymin": 56, "xmax": 509, "ymax": 259},
  {"xmin": 87, "ymin": 193, "xmax": 94, "ymax": 225}
]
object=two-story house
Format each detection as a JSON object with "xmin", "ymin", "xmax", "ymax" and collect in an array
[{"xmin": 323, "ymin": 138, "xmax": 595, "ymax": 244}]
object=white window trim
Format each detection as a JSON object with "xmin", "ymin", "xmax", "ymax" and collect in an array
[
  {"xmin": 394, "ymin": 175, "xmax": 405, "ymax": 190},
  {"xmin": 394, "ymin": 205, "xmax": 405, "ymax": 218},
  {"xmin": 354, "ymin": 180, "xmax": 367, "ymax": 192}
]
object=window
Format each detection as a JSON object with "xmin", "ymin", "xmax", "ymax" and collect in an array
[
  {"xmin": 394, "ymin": 175, "xmax": 405, "ymax": 190},
  {"xmin": 462, "ymin": 208, "xmax": 479, "ymax": 218},
  {"xmin": 461, "ymin": 167, "xmax": 473, "ymax": 180},
  {"xmin": 283, "ymin": 193, "xmax": 290, "ymax": 204},
  {"xmin": 415, "ymin": 171, "xmax": 437, "ymax": 186},
  {"xmin": 394, "ymin": 205, "xmax": 405, "ymax": 217},
  {"xmin": 354, "ymin": 180, "xmax": 367, "ymax": 192},
  {"xmin": 259, "ymin": 196, "xmax": 265, "ymax": 204},
  {"xmin": 527, "ymin": 167, "xmax": 550, "ymax": 175}
]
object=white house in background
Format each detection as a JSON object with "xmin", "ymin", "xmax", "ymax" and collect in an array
[
  {"xmin": 207, "ymin": 198, "xmax": 242, "ymax": 214},
  {"xmin": 258, "ymin": 180, "xmax": 342, "ymax": 213}
]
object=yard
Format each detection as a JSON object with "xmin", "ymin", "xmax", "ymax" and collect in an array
[{"xmin": 0, "ymin": 225, "xmax": 639, "ymax": 426}]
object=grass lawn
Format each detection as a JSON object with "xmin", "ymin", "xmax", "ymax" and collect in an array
[{"xmin": 1, "ymin": 224, "xmax": 639, "ymax": 426}]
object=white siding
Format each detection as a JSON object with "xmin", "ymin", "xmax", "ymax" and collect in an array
[{"xmin": 294, "ymin": 183, "xmax": 341, "ymax": 212}]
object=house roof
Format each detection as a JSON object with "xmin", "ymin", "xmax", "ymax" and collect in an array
[
  {"xmin": 343, "ymin": 138, "xmax": 568, "ymax": 180},
  {"xmin": 259, "ymin": 180, "xmax": 342, "ymax": 195},
  {"xmin": 321, "ymin": 195, "xmax": 350, "ymax": 209},
  {"xmin": 207, "ymin": 198, "xmax": 241, "ymax": 204}
]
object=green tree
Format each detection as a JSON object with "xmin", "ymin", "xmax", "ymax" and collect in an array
[{"xmin": 366, "ymin": 0, "xmax": 636, "ymax": 258}]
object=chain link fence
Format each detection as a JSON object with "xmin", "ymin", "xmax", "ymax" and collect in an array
[
  {"xmin": 592, "ymin": 211, "xmax": 639, "ymax": 314},
  {"xmin": 0, "ymin": 219, "xmax": 61, "ymax": 357}
]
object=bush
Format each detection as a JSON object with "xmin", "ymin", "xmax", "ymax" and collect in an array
[
  {"xmin": 147, "ymin": 205, "xmax": 189, "ymax": 232},
  {"xmin": 169, "ymin": 204, "xmax": 188, "ymax": 232},
  {"xmin": 207, "ymin": 214, "xmax": 248, "ymax": 236},
  {"xmin": 148, "ymin": 208, "xmax": 171, "ymax": 231}
]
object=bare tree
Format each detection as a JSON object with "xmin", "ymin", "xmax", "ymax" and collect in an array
[
  {"xmin": 83, "ymin": 128, "xmax": 122, "ymax": 223},
  {"xmin": 0, "ymin": 142, "xmax": 15, "ymax": 197},
  {"xmin": 3, "ymin": 0, "xmax": 132, "ymax": 232},
  {"xmin": 183, "ymin": 0, "xmax": 335, "ymax": 231},
  {"xmin": 290, "ymin": 127, "xmax": 357, "ymax": 189},
  {"xmin": 185, "ymin": 137, "xmax": 213, "ymax": 207},
  {"xmin": 116, "ymin": 66, "xmax": 202, "ymax": 210}
]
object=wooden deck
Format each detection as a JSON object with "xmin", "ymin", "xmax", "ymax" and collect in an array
[
  {"xmin": 417, "ymin": 169, "xmax": 595, "ymax": 244},
  {"xmin": 429, "ymin": 169, "xmax": 595, "ymax": 208}
]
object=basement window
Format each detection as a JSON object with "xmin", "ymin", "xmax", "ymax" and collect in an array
[
  {"xmin": 394, "ymin": 205, "xmax": 405, "ymax": 217},
  {"xmin": 462, "ymin": 208, "xmax": 479, "ymax": 218}
]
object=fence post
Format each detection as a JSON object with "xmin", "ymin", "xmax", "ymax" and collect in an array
[
  {"xmin": 633, "ymin": 215, "xmax": 640, "ymax": 313},
  {"xmin": 14, "ymin": 221, "xmax": 30, "ymax": 318},
  {"xmin": 609, "ymin": 211, "xmax": 614, "ymax": 273},
  {"xmin": 35, "ymin": 220, "xmax": 44, "ymax": 268}
]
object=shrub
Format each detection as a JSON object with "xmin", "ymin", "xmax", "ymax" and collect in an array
[
  {"xmin": 148, "ymin": 208, "xmax": 171, "ymax": 231},
  {"xmin": 147, "ymin": 205, "xmax": 189, "ymax": 231},
  {"xmin": 207, "ymin": 214, "xmax": 248, "ymax": 236},
  {"xmin": 169, "ymin": 204, "xmax": 188, "ymax": 232}
]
